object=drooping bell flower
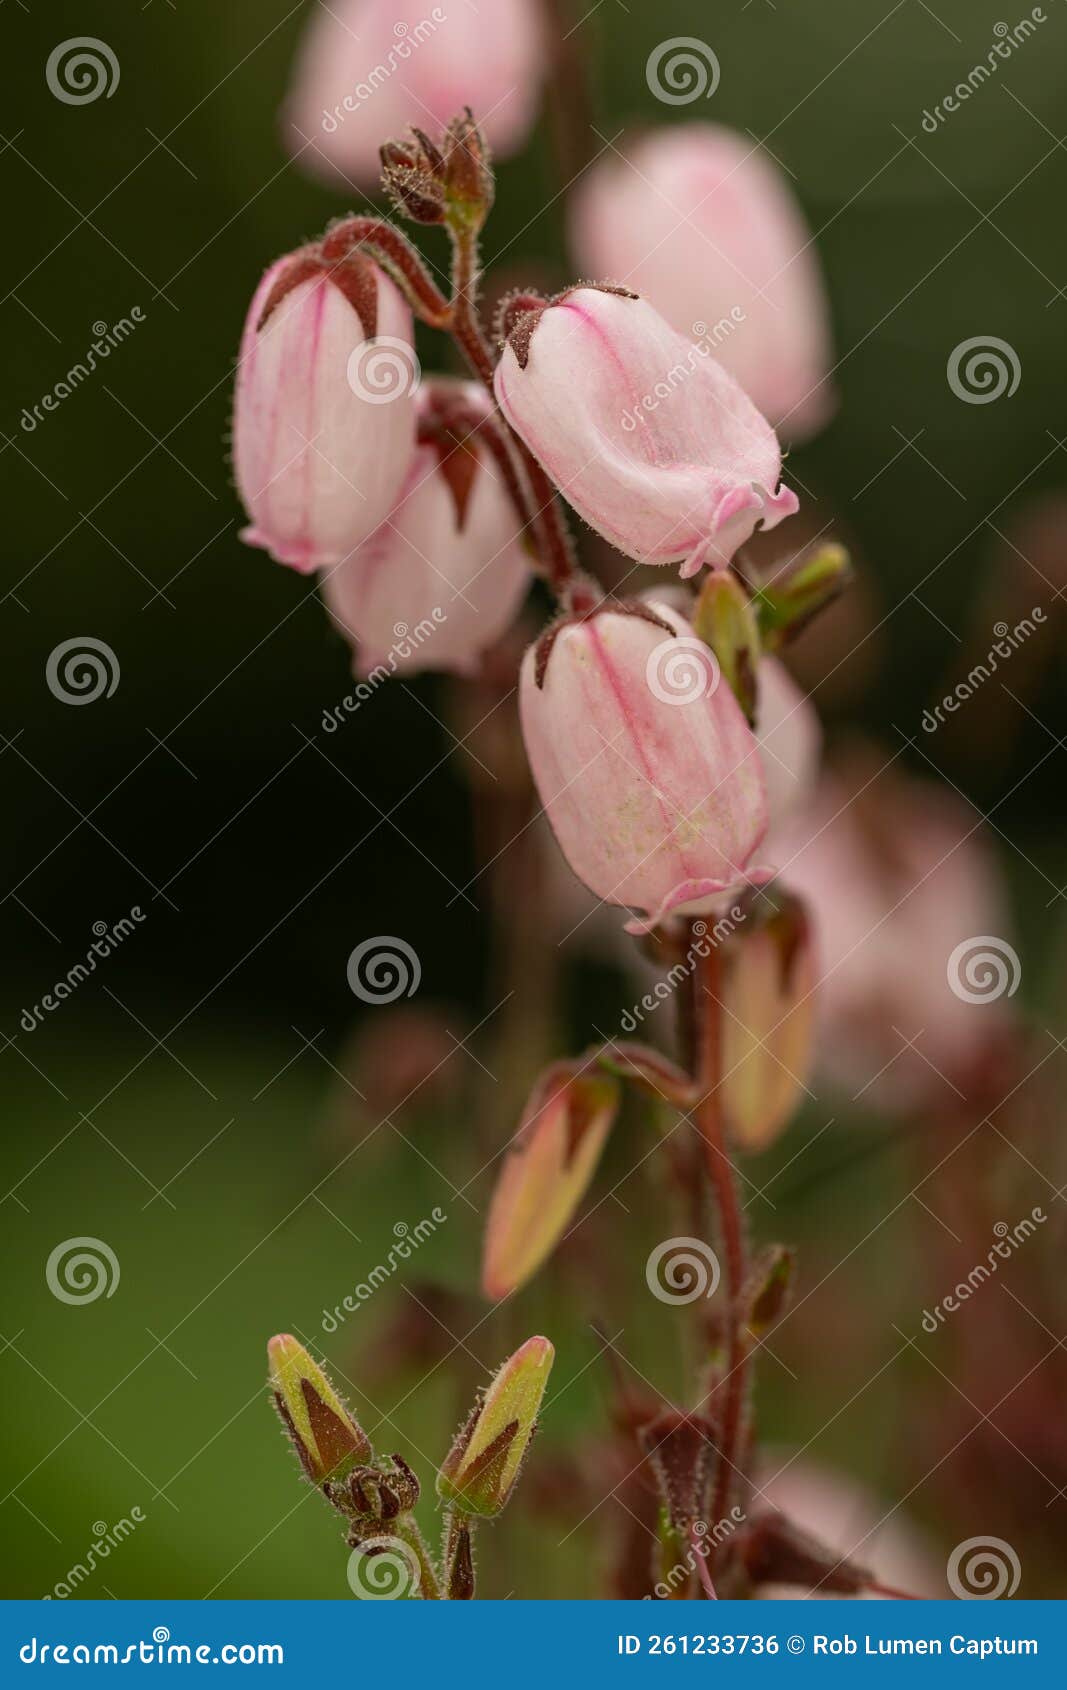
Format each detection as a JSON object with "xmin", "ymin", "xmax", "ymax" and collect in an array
[
  {"xmin": 570, "ymin": 125, "xmax": 835, "ymax": 442},
  {"xmin": 321, "ymin": 380, "xmax": 530, "ymax": 676},
  {"xmin": 283, "ymin": 0, "xmax": 545, "ymax": 189},
  {"xmin": 520, "ymin": 596, "xmax": 770, "ymax": 933},
  {"xmin": 233, "ymin": 246, "xmax": 416, "ymax": 572},
  {"xmin": 495, "ymin": 287, "xmax": 798, "ymax": 578}
]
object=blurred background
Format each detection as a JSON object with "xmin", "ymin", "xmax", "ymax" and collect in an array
[{"xmin": 1, "ymin": 0, "xmax": 1066, "ymax": 1600}]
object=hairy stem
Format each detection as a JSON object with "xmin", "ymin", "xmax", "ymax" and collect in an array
[
  {"xmin": 448, "ymin": 223, "xmax": 578, "ymax": 597},
  {"xmin": 693, "ymin": 929, "xmax": 751, "ymax": 1541},
  {"xmin": 689, "ymin": 1521, "xmax": 719, "ymax": 1600},
  {"xmin": 322, "ymin": 216, "xmax": 452, "ymax": 327},
  {"xmin": 395, "ymin": 1516, "xmax": 442, "ymax": 1600}
]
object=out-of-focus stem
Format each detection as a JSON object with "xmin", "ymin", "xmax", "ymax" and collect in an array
[
  {"xmin": 692, "ymin": 928, "xmax": 751, "ymax": 1540},
  {"xmin": 539, "ymin": 0, "xmax": 598, "ymax": 184}
]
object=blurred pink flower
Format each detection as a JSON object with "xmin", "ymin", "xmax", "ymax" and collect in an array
[
  {"xmin": 571, "ymin": 125, "xmax": 835, "ymax": 442},
  {"xmin": 234, "ymin": 252, "xmax": 416, "ymax": 572},
  {"xmin": 496, "ymin": 287, "xmax": 798, "ymax": 577},
  {"xmin": 321, "ymin": 380, "xmax": 529, "ymax": 675},
  {"xmin": 520, "ymin": 599, "xmax": 769, "ymax": 933},
  {"xmin": 283, "ymin": 0, "xmax": 545, "ymax": 188},
  {"xmin": 756, "ymin": 659, "xmax": 822, "ymax": 839},
  {"xmin": 774, "ymin": 758, "xmax": 1013, "ymax": 1104},
  {"xmin": 757, "ymin": 1458, "xmax": 944, "ymax": 1598}
]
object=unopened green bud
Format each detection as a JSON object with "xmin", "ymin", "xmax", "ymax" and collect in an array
[
  {"xmin": 691, "ymin": 571, "xmax": 761, "ymax": 722},
  {"xmin": 268, "ymin": 1334, "xmax": 372, "ymax": 1488},
  {"xmin": 437, "ymin": 1336, "xmax": 554, "ymax": 1517},
  {"xmin": 753, "ymin": 543, "xmax": 851, "ymax": 651}
]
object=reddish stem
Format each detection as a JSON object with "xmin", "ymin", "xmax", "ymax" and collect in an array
[
  {"xmin": 448, "ymin": 224, "xmax": 578, "ymax": 597},
  {"xmin": 689, "ymin": 1522, "xmax": 719, "ymax": 1600},
  {"xmin": 321, "ymin": 216, "xmax": 452, "ymax": 327},
  {"xmin": 693, "ymin": 929, "xmax": 751, "ymax": 1543}
]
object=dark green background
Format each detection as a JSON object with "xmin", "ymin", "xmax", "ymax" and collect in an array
[{"xmin": 1, "ymin": 0, "xmax": 1065, "ymax": 1599}]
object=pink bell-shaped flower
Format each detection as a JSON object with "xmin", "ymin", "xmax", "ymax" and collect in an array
[
  {"xmin": 283, "ymin": 0, "xmax": 545, "ymax": 188},
  {"xmin": 321, "ymin": 380, "xmax": 530, "ymax": 676},
  {"xmin": 520, "ymin": 596, "xmax": 770, "ymax": 933},
  {"xmin": 495, "ymin": 287, "xmax": 798, "ymax": 578},
  {"xmin": 570, "ymin": 125, "xmax": 835, "ymax": 443},
  {"xmin": 233, "ymin": 247, "xmax": 417, "ymax": 573}
]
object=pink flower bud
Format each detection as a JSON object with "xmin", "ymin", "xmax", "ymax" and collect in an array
[
  {"xmin": 234, "ymin": 251, "xmax": 417, "ymax": 573},
  {"xmin": 570, "ymin": 125, "xmax": 835, "ymax": 442},
  {"xmin": 495, "ymin": 288, "xmax": 798, "ymax": 577},
  {"xmin": 520, "ymin": 600, "xmax": 770, "ymax": 933},
  {"xmin": 284, "ymin": 0, "xmax": 545, "ymax": 188},
  {"xmin": 321, "ymin": 381, "xmax": 530, "ymax": 676}
]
